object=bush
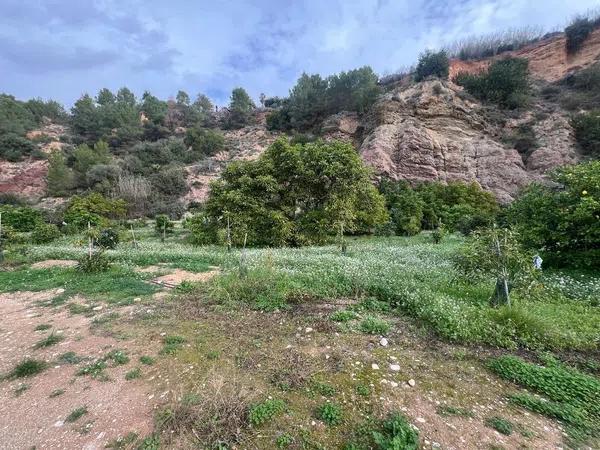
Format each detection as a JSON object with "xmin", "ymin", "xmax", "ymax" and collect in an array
[
  {"xmin": 97, "ymin": 228, "xmax": 119, "ymax": 249},
  {"xmin": 0, "ymin": 205, "xmax": 42, "ymax": 232},
  {"xmin": 571, "ymin": 111, "xmax": 600, "ymax": 158},
  {"xmin": 184, "ymin": 127, "xmax": 225, "ymax": 157},
  {"xmin": 508, "ymin": 161, "xmax": 600, "ymax": 268},
  {"xmin": 0, "ymin": 133, "xmax": 36, "ymax": 162},
  {"xmin": 64, "ymin": 193, "xmax": 127, "ymax": 229},
  {"xmin": 77, "ymin": 251, "xmax": 111, "ymax": 273},
  {"xmin": 359, "ymin": 316, "xmax": 391, "ymax": 335},
  {"xmin": 6, "ymin": 359, "xmax": 47, "ymax": 378},
  {"xmin": 565, "ymin": 17, "xmax": 598, "ymax": 54},
  {"xmin": 155, "ymin": 215, "xmax": 174, "ymax": 234},
  {"xmin": 455, "ymin": 58, "xmax": 530, "ymax": 109},
  {"xmin": 415, "ymin": 50, "xmax": 449, "ymax": 82},
  {"xmin": 484, "ymin": 416, "xmax": 513, "ymax": 435},
  {"xmin": 149, "ymin": 166, "xmax": 188, "ymax": 197},
  {"xmin": 31, "ymin": 223, "xmax": 61, "ymax": 244}
]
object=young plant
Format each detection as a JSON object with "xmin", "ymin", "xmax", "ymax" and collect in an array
[
  {"xmin": 359, "ymin": 316, "xmax": 391, "ymax": 335},
  {"xmin": 248, "ymin": 398, "xmax": 286, "ymax": 426},
  {"xmin": 316, "ymin": 403, "xmax": 343, "ymax": 426}
]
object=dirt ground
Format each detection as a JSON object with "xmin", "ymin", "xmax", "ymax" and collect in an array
[
  {"xmin": 0, "ymin": 284, "xmax": 567, "ymax": 449},
  {"xmin": 0, "ymin": 290, "xmax": 156, "ymax": 450}
]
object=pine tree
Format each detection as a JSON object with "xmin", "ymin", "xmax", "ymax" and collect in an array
[{"xmin": 46, "ymin": 151, "xmax": 74, "ymax": 197}]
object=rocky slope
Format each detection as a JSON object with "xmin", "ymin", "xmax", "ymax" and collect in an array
[{"xmin": 449, "ymin": 28, "xmax": 600, "ymax": 82}]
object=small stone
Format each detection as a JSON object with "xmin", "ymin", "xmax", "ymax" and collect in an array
[
  {"xmin": 305, "ymin": 327, "xmax": 313, "ymax": 333},
  {"xmin": 408, "ymin": 379, "xmax": 416, "ymax": 387},
  {"xmin": 53, "ymin": 421, "xmax": 64, "ymax": 427},
  {"xmin": 55, "ymin": 288, "xmax": 65, "ymax": 294},
  {"xmin": 416, "ymin": 417, "xmax": 426, "ymax": 423},
  {"xmin": 390, "ymin": 364, "xmax": 400, "ymax": 371},
  {"xmin": 390, "ymin": 381, "xmax": 399, "ymax": 387},
  {"xmin": 92, "ymin": 305, "xmax": 103, "ymax": 311},
  {"xmin": 379, "ymin": 337, "xmax": 388, "ymax": 347},
  {"xmin": 133, "ymin": 297, "xmax": 141, "ymax": 302},
  {"xmin": 371, "ymin": 363, "xmax": 380, "ymax": 370},
  {"xmin": 311, "ymin": 420, "xmax": 316, "ymax": 426}
]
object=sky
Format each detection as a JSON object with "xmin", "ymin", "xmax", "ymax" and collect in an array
[{"xmin": 1, "ymin": 0, "xmax": 598, "ymax": 107}]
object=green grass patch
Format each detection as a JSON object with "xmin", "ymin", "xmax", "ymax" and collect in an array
[
  {"xmin": 125, "ymin": 367, "xmax": 142, "ymax": 380},
  {"xmin": 436, "ymin": 405, "xmax": 474, "ymax": 418},
  {"xmin": 57, "ymin": 351, "xmax": 82, "ymax": 364},
  {"xmin": 315, "ymin": 403, "xmax": 343, "ymax": 426},
  {"xmin": 160, "ymin": 335, "xmax": 186, "ymax": 355},
  {"xmin": 488, "ymin": 355, "xmax": 600, "ymax": 444},
  {"xmin": 34, "ymin": 323, "xmax": 52, "ymax": 331},
  {"xmin": 140, "ymin": 355, "xmax": 155, "ymax": 365},
  {"xmin": 329, "ymin": 310, "xmax": 358, "ymax": 323},
  {"xmin": 76, "ymin": 360, "xmax": 108, "ymax": 380}
]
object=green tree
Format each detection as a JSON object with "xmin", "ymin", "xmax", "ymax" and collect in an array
[
  {"xmin": 571, "ymin": 111, "xmax": 600, "ymax": 157},
  {"xmin": 508, "ymin": 161, "xmax": 600, "ymax": 268},
  {"xmin": 0, "ymin": 133, "xmax": 35, "ymax": 162},
  {"xmin": 415, "ymin": 50, "xmax": 450, "ymax": 82},
  {"xmin": 195, "ymin": 138, "xmax": 387, "ymax": 247},
  {"xmin": 72, "ymin": 141, "xmax": 111, "ymax": 187},
  {"xmin": 96, "ymin": 88, "xmax": 116, "ymax": 106},
  {"xmin": 225, "ymin": 87, "xmax": 255, "ymax": 129},
  {"xmin": 0, "ymin": 94, "xmax": 36, "ymax": 135},
  {"xmin": 71, "ymin": 94, "xmax": 102, "ymax": 142},
  {"xmin": 46, "ymin": 151, "xmax": 74, "ymax": 197},
  {"xmin": 184, "ymin": 127, "xmax": 225, "ymax": 157},
  {"xmin": 379, "ymin": 180, "xmax": 424, "ymax": 235},
  {"xmin": 64, "ymin": 193, "xmax": 127, "ymax": 229},
  {"xmin": 141, "ymin": 91, "xmax": 168, "ymax": 125}
]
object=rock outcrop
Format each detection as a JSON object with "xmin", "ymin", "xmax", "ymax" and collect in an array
[
  {"xmin": 358, "ymin": 80, "xmax": 578, "ymax": 202},
  {"xmin": 449, "ymin": 28, "xmax": 600, "ymax": 82},
  {"xmin": 0, "ymin": 160, "xmax": 48, "ymax": 199}
]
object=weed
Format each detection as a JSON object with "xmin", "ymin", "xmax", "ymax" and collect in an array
[
  {"xmin": 34, "ymin": 323, "xmax": 52, "ymax": 331},
  {"xmin": 436, "ymin": 405, "xmax": 474, "ymax": 417},
  {"xmin": 105, "ymin": 432, "xmax": 139, "ymax": 449},
  {"xmin": 359, "ymin": 316, "xmax": 391, "ymax": 335},
  {"xmin": 77, "ymin": 251, "xmax": 111, "ymax": 273},
  {"xmin": 276, "ymin": 432, "xmax": 295, "ymax": 448},
  {"xmin": 140, "ymin": 355, "xmax": 155, "ymax": 365},
  {"xmin": 33, "ymin": 332, "xmax": 64, "ymax": 349},
  {"xmin": 58, "ymin": 351, "xmax": 82, "ymax": 364},
  {"xmin": 160, "ymin": 335, "xmax": 186, "ymax": 355},
  {"xmin": 106, "ymin": 349, "xmax": 129, "ymax": 365},
  {"xmin": 316, "ymin": 403, "xmax": 343, "ymax": 426},
  {"xmin": 66, "ymin": 406, "xmax": 88, "ymax": 423},
  {"xmin": 14, "ymin": 383, "xmax": 29, "ymax": 396},
  {"xmin": 311, "ymin": 381, "xmax": 336, "ymax": 397},
  {"xmin": 68, "ymin": 303, "xmax": 92, "ymax": 315},
  {"xmin": 6, "ymin": 359, "xmax": 47, "ymax": 378},
  {"xmin": 76, "ymin": 360, "xmax": 108, "ymax": 380},
  {"xmin": 125, "ymin": 368, "xmax": 142, "ymax": 380},
  {"xmin": 329, "ymin": 310, "xmax": 357, "ymax": 323},
  {"xmin": 372, "ymin": 412, "xmax": 419, "ymax": 450},
  {"xmin": 248, "ymin": 398, "xmax": 287, "ymax": 426},
  {"xmin": 485, "ymin": 416, "xmax": 513, "ymax": 435},
  {"xmin": 355, "ymin": 384, "xmax": 371, "ymax": 396},
  {"xmin": 49, "ymin": 388, "xmax": 65, "ymax": 398}
]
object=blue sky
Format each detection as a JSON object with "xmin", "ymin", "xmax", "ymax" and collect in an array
[{"xmin": 0, "ymin": 0, "xmax": 598, "ymax": 106}]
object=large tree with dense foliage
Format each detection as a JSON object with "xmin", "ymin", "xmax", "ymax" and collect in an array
[
  {"xmin": 508, "ymin": 161, "xmax": 600, "ymax": 268},
  {"xmin": 414, "ymin": 50, "xmax": 450, "ymax": 82},
  {"xmin": 224, "ymin": 87, "xmax": 255, "ymax": 129},
  {"xmin": 190, "ymin": 138, "xmax": 387, "ymax": 246}
]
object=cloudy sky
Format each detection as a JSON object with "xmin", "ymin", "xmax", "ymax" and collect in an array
[{"xmin": 1, "ymin": 0, "xmax": 598, "ymax": 106}]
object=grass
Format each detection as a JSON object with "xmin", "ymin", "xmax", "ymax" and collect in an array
[
  {"xmin": 65, "ymin": 406, "xmax": 88, "ymax": 423},
  {"xmin": 485, "ymin": 416, "xmax": 513, "ymax": 435},
  {"xmin": 57, "ymin": 351, "xmax": 82, "ymax": 364},
  {"xmin": 140, "ymin": 355, "xmax": 155, "ymax": 365},
  {"xmin": 488, "ymin": 355, "xmax": 600, "ymax": 444},
  {"xmin": 76, "ymin": 360, "xmax": 108, "ymax": 380},
  {"xmin": 125, "ymin": 367, "xmax": 142, "ymax": 380},
  {"xmin": 359, "ymin": 316, "xmax": 391, "ymax": 335},
  {"xmin": 316, "ymin": 403, "xmax": 343, "ymax": 426},
  {"xmin": 49, "ymin": 388, "xmax": 65, "ymax": 398},
  {"xmin": 436, "ymin": 405, "xmax": 474, "ymax": 418},
  {"xmin": 5, "ymin": 359, "xmax": 47, "ymax": 378},
  {"xmin": 34, "ymin": 323, "xmax": 52, "ymax": 331},
  {"xmin": 160, "ymin": 335, "xmax": 186, "ymax": 355},
  {"xmin": 33, "ymin": 332, "xmax": 64, "ymax": 349}
]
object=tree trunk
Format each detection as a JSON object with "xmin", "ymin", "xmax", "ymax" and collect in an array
[{"xmin": 491, "ymin": 277, "xmax": 511, "ymax": 307}]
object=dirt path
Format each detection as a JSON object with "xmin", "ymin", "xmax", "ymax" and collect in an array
[{"xmin": 0, "ymin": 290, "xmax": 156, "ymax": 450}]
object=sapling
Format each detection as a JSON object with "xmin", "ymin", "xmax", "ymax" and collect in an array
[{"xmin": 454, "ymin": 227, "xmax": 536, "ymax": 307}]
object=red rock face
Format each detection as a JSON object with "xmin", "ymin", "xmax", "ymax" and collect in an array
[
  {"xmin": 449, "ymin": 28, "xmax": 600, "ymax": 82},
  {"xmin": 0, "ymin": 160, "xmax": 48, "ymax": 199}
]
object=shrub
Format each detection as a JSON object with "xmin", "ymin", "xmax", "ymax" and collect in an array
[
  {"xmin": 508, "ymin": 161, "xmax": 600, "ymax": 268},
  {"xmin": 46, "ymin": 150, "xmax": 74, "ymax": 196},
  {"xmin": 149, "ymin": 166, "xmax": 188, "ymax": 197},
  {"xmin": 316, "ymin": 403, "xmax": 343, "ymax": 426},
  {"xmin": 155, "ymin": 214, "xmax": 174, "ymax": 235},
  {"xmin": 248, "ymin": 399, "xmax": 286, "ymax": 426},
  {"xmin": 184, "ymin": 127, "xmax": 225, "ymax": 157},
  {"xmin": 455, "ymin": 58, "xmax": 530, "ymax": 109},
  {"xmin": 31, "ymin": 223, "xmax": 61, "ymax": 244},
  {"xmin": 77, "ymin": 251, "xmax": 111, "ymax": 273},
  {"xmin": 0, "ymin": 205, "xmax": 42, "ymax": 232},
  {"xmin": 97, "ymin": 228, "xmax": 119, "ymax": 249},
  {"xmin": 372, "ymin": 412, "xmax": 419, "ymax": 450},
  {"xmin": 6, "ymin": 359, "xmax": 47, "ymax": 378},
  {"xmin": 414, "ymin": 50, "xmax": 449, "ymax": 81},
  {"xmin": 64, "ymin": 193, "xmax": 127, "ymax": 229},
  {"xmin": 485, "ymin": 416, "xmax": 513, "ymax": 435},
  {"xmin": 571, "ymin": 111, "xmax": 600, "ymax": 158},
  {"xmin": 0, "ymin": 133, "xmax": 36, "ymax": 161},
  {"xmin": 65, "ymin": 406, "xmax": 88, "ymax": 423},
  {"xmin": 565, "ymin": 17, "xmax": 598, "ymax": 54},
  {"xmin": 330, "ymin": 310, "xmax": 358, "ymax": 323}
]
